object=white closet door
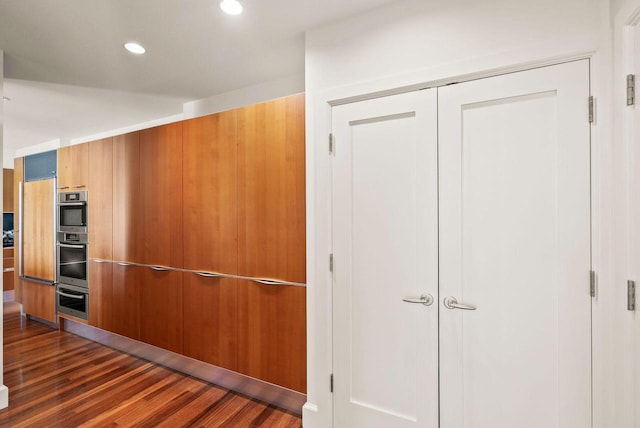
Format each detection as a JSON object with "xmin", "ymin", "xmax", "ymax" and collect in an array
[
  {"xmin": 332, "ymin": 89, "xmax": 439, "ymax": 428},
  {"xmin": 438, "ymin": 60, "xmax": 592, "ymax": 428}
]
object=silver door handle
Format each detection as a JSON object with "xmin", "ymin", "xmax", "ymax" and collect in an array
[
  {"xmin": 402, "ymin": 294, "xmax": 434, "ymax": 306},
  {"xmin": 443, "ymin": 296, "xmax": 477, "ymax": 310}
]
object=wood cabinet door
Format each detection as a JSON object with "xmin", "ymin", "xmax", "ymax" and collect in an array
[
  {"xmin": 139, "ymin": 267, "xmax": 183, "ymax": 353},
  {"xmin": 14, "ymin": 157, "xmax": 23, "ymax": 303},
  {"xmin": 113, "ymin": 132, "xmax": 141, "ymax": 263},
  {"xmin": 4, "ymin": 168, "xmax": 14, "ymax": 211},
  {"xmin": 139, "ymin": 123, "xmax": 183, "ymax": 268},
  {"xmin": 88, "ymin": 260, "xmax": 112, "ymax": 330},
  {"xmin": 4, "ymin": 247, "xmax": 14, "ymax": 291},
  {"xmin": 88, "ymin": 138, "xmax": 113, "ymax": 260},
  {"xmin": 23, "ymin": 179, "xmax": 55, "ymax": 282},
  {"xmin": 237, "ymin": 279, "xmax": 307, "ymax": 392},
  {"xmin": 237, "ymin": 93, "xmax": 306, "ymax": 284},
  {"xmin": 22, "ymin": 279, "xmax": 55, "ymax": 323},
  {"xmin": 57, "ymin": 143, "xmax": 89, "ymax": 190},
  {"xmin": 183, "ymin": 273, "xmax": 237, "ymax": 371},
  {"xmin": 183, "ymin": 111, "xmax": 237, "ymax": 274},
  {"xmin": 111, "ymin": 263, "xmax": 140, "ymax": 340}
]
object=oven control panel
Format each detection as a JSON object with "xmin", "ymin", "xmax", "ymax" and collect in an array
[{"xmin": 58, "ymin": 232, "xmax": 88, "ymax": 244}]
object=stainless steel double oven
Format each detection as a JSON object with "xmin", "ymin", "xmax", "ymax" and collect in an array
[{"xmin": 56, "ymin": 191, "xmax": 89, "ymax": 320}]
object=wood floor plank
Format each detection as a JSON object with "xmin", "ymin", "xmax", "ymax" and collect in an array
[{"xmin": 0, "ymin": 301, "xmax": 303, "ymax": 427}]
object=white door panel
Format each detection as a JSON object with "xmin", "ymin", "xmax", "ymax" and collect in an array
[
  {"xmin": 331, "ymin": 60, "xmax": 591, "ymax": 428},
  {"xmin": 439, "ymin": 60, "xmax": 591, "ymax": 428},
  {"xmin": 332, "ymin": 90, "xmax": 439, "ymax": 428}
]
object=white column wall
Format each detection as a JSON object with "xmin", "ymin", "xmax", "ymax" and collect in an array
[
  {"xmin": 303, "ymin": 1, "xmax": 617, "ymax": 427},
  {"xmin": 0, "ymin": 49, "xmax": 9, "ymax": 409}
]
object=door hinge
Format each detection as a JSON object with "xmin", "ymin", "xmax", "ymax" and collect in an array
[
  {"xmin": 628, "ymin": 280, "xmax": 636, "ymax": 311},
  {"xmin": 330, "ymin": 373, "xmax": 334, "ymax": 392},
  {"xmin": 627, "ymin": 74, "xmax": 636, "ymax": 106},
  {"xmin": 329, "ymin": 253, "xmax": 334, "ymax": 272},
  {"xmin": 329, "ymin": 133, "xmax": 335, "ymax": 154},
  {"xmin": 588, "ymin": 96, "xmax": 594, "ymax": 123},
  {"xmin": 590, "ymin": 270, "xmax": 597, "ymax": 297}
]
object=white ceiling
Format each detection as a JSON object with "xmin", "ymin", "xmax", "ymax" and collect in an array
[{"xmin": 0, "ymin": 0, "xmax": 397, "ymax": 164}]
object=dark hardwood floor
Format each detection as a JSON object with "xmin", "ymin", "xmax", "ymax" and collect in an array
[{"xmin": 0, "ymin": 301, "xmax": 303, "ymax": 427}]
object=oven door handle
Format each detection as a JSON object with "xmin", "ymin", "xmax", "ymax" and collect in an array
[
  {"xmin": 58, "ymin": 243, "xmax": 85, "ymax": 249},
  {"xmin": 59, "ymin": 202, "xmax": 86, "ymax": 206},
  {"xmin": 56, "ymin": 289, "xmax": 85, "ymax": 300}
]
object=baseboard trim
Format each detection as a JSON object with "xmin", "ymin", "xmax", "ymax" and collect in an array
[
  {"xmin": 0, "ymin": 385, "xmax": 9, "ymax": 409},
  {"xmin": 63, "ymin": 320, "xmax": 306, "ymax": 414}
]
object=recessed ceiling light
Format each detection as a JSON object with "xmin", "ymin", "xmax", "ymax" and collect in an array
[
  {"xmin": 220, "ymin": 0, "xmax": 242, "ymax": 15},
  {"xmin": 124, "ymin": 42, "xmax": 146, "ymax": 55}
]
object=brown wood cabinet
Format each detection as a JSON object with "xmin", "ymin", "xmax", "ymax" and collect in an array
[
  {"xmin": 183, "ymin": 273, "xmax": 237, "ymax": 371},
  {"xmin": 87, "ymin": 138, "xmax": 114, "ymax": 329},
  {"xmin": 13, "ymin": 158, "xmax": 23, "ymax": 303},
  {"xmin": 237, "ymin": 93, "xmax": 306, "ymax": 284},
  {"xmin": 23, "ymin": 179, "xmax": 55, "ymax": 282},
  {"xmin": 139, "ymin": 123, "xmax": 183, "ymax": 268},
  {"xmin": 113, "ymin": 132, "xmax": 141, "ymax": 263},
  {"xmin": 183, "ymin": 111, "xmax": 237, "ymax": 274},
  {"xmin": 88, "ymin": 138, "xmax": 113, "ymax": 260},
  {"xmin": 22, "ymin": 279, "xmax": 56, "ymax": 323},
  {"xmin": 110, "ymin": 263, "xmax": 141, "ymax": 340},
  {"xmin": 237, "ymin": 279, "xmax": 307, "ymax": 393},
  {"xmin": 235, "ymin": 94, "xmax": 307, "ymax": 392},
  {"xmin": 48, "ymin": 94, "xmax": 306, "ymax": 394},
  {"xmin": 57, "ymin": 143, "xmax": 89, "ymax": 190},
  {"xmin": 4, "ymin": 168, "xmax": 14, "ymax": 211},
  {"xmin": 3, "ymin": 247, "xmax": 14, "ymax": 291},
  {"xmin": 88, "ymin": 260, "xmax": 112, "ymax": 330},
  {"xmin": 139, "ymin": 267, "xmax": 183, "ymax": 353}
]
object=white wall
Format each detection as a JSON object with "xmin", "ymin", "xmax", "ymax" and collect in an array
[
  {"xmin": 11, "ymin": 73, "xmax": 305, "ymax": 157},
  {"xmin": 0, "ymin": 50, "xmax": 8, "ymax": 410},
  {"xmin": 306, "ymin": 0, "xmax": 606, "ymax": 94},
  {"xmin": 183, "ymin": 73, "xmax": 304, "ymax": 119},
  {"xmin": 304, "ymin": 1, "xmax": 616, "ymax": 427},
  {"xmin": 3, "ymin": 79, "xmax": 188, "ymax": 168}
]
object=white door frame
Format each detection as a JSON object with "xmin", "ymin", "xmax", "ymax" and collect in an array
[
  {"xmin": 614, "ymin": 3, "xmax": 640, "ymax": 427},
  {"xmin": 304, "ymin": 49, "xmax": 618, "ymax": 428}
]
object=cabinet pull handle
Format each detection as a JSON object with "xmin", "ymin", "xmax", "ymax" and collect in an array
[
  {"xmin": 57, "ymin": 186, "xmax": 70, "ymax": 190},
  {"xmin": 92, "ymin": 259, "xmax": 107, "ymax": 264},
  {"xmin": 150, "ymin": 265, "xmax": 170, "ymax": 271},
  {"xmin": 58, "ymin": 243, "xmax": 84, "ymax": 249},
  {"xmin": 252, "ymin": 278, "xmax": 286, "ymax": 286},
  {"xmin": 56, "ymin": 289, "xmax": 85, "ymax": 299},
  {"xmin": 71, "ymin": 184, "xmax": 85, "ymax": 189},
  {"xmin": 117, "ymin": 262, "xmax": 132, "ymax": 267},
  {"xmin": 195, "ymin": 271, "xmax": 222, "ymax": 278}
]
